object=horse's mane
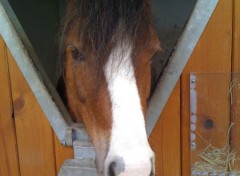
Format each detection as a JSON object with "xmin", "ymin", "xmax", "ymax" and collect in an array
[{"xmin": 59, "ymin": 0, "xmax": 154, "ymax": 61}]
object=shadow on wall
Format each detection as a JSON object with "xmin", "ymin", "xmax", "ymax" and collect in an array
[
  {"xmin": 8, "ymin": 0, "xmax": 62, "ymax": 85},
  {"xmin": 151, "ymin": 0, "xmax": 197, "ymax": 90}
]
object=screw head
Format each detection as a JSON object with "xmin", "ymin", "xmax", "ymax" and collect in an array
[{"xmin": 191, "ymin": 142, "xmax": 196, "ymax": 150}]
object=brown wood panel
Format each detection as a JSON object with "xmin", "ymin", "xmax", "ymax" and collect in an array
[
  {"xmin": 232, "ymin": 0, "xmax": 240, "ymax": 72},
  {"xmin": 54, "ymin": 134, "xmax": 74, "ymax": 173},
  {"xmin": 7, "ymin": 47, "xmax": 57, "ymax": 176},
  {"xmin": 149, "ymin": 81, "xmax": 181, "ymax": 176},
  {"xmin": 231, "ymin": 0, "xmax": 240, "ymax": 170},
  {"xmin": 0, "ymin": 36, "xmax": 20, "ymax": 176},
  {"xmin": 181, "ymin": 0, "xmax": 233, "ymax": 175}
]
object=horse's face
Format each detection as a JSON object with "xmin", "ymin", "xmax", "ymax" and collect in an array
[
  {"xmin": 62, "ymin": 1, "xmax": 160, "ymax": 175},
  {"xmin": 64, "ymin": 29, "xmax": 160, "ymax": 175}
]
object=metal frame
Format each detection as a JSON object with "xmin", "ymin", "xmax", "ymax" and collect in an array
[
  {"xmin": 0, "ymin": 0, "xmax": 219, "ymax": 146},
  {"xmin": 146, "ymin": 0, "xmax": 219, "ymax": 136},
  {"xmin": 0, "ymin": 0, "xmax": 79, "ymax": 146}
]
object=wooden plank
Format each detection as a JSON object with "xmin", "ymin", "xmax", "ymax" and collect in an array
[
  {"xmin": 230, "ymin": 0, "xmax": 240, "ymax": 170},
  {"xmin": 181, "ymin": 0, "xmax": 233, "ymax": 175},
  {"xmin": 7, "ymin": 46, "xmax": 57, "ymax": 176},
  {"xmin": 149, "ymin": 81, "xmax": 181, "ymax": 176},
  {"xmin": 0, "ymin": 36, "xmax": 20, "ymax": 176},
  {"xmin": 232, "ymin": 0, "xmax": 240, "ymax": 72},
  {"xmin": 54, "ymin": 134, "xmax": 74, "ymax": 173}
]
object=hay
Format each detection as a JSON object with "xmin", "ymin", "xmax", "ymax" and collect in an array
[
  {"xmin": 191, "ymin": 124, "xmax": 240, "ymax": 176},
  {"xmin": 192, "ymin": 144, "xmax": 240, "ymax": 175},
  {"xmin": 192, "ymin": 77, "xmax": 240, "ymax": 175},
  {"xmin": 228, "ymin": 78, "xmax": 240, "ymax": 105}
]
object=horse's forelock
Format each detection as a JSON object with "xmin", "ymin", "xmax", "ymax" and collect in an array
[{"xmin": 59, "ymin": 0, "xmax": 154, "ymax": 63}]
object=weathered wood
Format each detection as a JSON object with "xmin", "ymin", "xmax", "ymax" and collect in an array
[
  {"xmin": 0, "ymin": 36, "xmax": 20, "ymax": 176},
  {"xmin": 7, "ymin": 45, "xmax": 57, "ymax": 176},
  {"xmin": 230, "ymin": 0, "xmax": 240, "ymax": 170},
  {"xmin": 149, "ymin": 81, "xmax": 181, "ymax": 176},
  {"xmin": 181, "ymin": 0, "xmax": 233, "ymax": 175}
]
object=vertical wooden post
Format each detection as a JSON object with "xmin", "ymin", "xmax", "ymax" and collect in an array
[
  {"xmin": 0, "ymin": 36, "xmax": 20, "ymax": 176},
  {"xmin": 232, "ymin": 0, "xmax": 240, "ymax": 72},
  {"xmin": 230, "ymin": 0, "xmax": 240, "ymax": 170}
]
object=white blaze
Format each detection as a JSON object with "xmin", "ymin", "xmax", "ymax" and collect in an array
[{"xmin": 104, "ymin": 44, "xmax": 153, "ymax": 176}]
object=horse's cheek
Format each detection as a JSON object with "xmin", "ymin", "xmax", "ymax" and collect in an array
[{"xmin": 64, "ymin": 57, "xmax": 84, "ymax": 122}]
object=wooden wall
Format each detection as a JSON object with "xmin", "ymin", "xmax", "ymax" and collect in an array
[
  {"xmin": 150, "ymin": 0, "xmax": 239, "ymax": 175},
  {"xmin": 0, "ymin": 36, "xmax": 74, "ymax": 176},
  {"xmin": 0, "ymin": 0, "xmax": 239, "ymax": 175}
]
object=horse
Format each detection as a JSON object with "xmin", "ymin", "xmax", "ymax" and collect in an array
[{"xmin": 59, "ymin": 0, "xmax": 160, "ymax": 175}]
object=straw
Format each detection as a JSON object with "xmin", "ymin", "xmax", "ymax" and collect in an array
[{"xmin": 191, "ymin": 124, "xmax": 240, "ymax": 175}]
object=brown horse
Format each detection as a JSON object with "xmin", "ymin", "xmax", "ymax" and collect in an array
[{"xmin": 59, "ymin": 0, "xmax": 160, "ymax": 175}]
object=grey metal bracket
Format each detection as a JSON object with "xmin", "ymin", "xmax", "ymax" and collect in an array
[
  {"xmin": 58, "ymin": 141, "xmax": 97, "ymax": 176},
  {"xmin": 73, "ymin": 140, "xmax": 95, "ymax": 160},
  {"xmin": 58, "ymin": 159, "xmax": 97, "ymax": 176}
]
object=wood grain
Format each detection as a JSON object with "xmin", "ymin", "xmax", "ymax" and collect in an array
[
  {"xmin": 149, "ymin": 81, "xmax": 181, "ymax": 176},
  {"xmin": 232, "ymin": 0, "xmax": 240, "ymax": 72},
  {"xmin": 0, "ymin": 36, "xmax": 20, "ymax": 176},
  {"xmin": 181, "ymin": 0, "xmax": 233, "ymax": 175},
  {"xmin": 7, "ymin": 46, "xmax": 57, "ymax": 176},
  {"xmin": 230, "ymin": 0, "xmax": 240, "ymax": 170}
]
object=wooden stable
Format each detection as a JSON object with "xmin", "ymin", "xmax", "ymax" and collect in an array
[{"xmin": 0, "ymin": 0, "xmax": 240, "ymax": 175}]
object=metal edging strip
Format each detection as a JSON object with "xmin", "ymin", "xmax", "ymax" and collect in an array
[
  {"xmin": 0, "ymin": 1, "xmax": 70, "ymax": 145},
  {"xmin": 146, "ymin": 0, "xmax": 219, "ymax": 136}
]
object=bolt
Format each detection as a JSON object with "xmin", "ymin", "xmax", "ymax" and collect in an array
[{"xmin": 191, "ymin": 142, "xmax": 196, "ymax": 149}]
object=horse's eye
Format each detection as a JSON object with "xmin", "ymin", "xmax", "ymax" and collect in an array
[{"xmin": 71, "ymin": 47, "xmax": 85, "ymax": 61}]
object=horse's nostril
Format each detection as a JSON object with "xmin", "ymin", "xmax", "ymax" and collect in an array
[
  {"xmin": 108, "ymin": 158, "xmax": 125, "ymax": 176},
  {"xmin": 108, "ymin": 161, "xmax": 116, "ymax": 176}
]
